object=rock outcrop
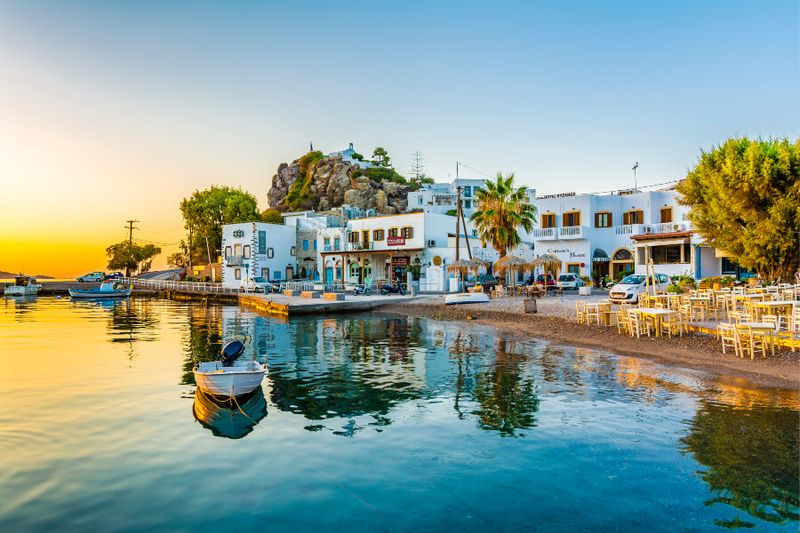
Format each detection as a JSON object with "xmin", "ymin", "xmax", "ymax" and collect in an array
[{"xmin": 267, "ymin": 153, "xmax": 410, "ymax": 214}]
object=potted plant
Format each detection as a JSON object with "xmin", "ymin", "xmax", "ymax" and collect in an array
[{"xmin": 578, "ymin": 275, "xmax": 593, "ymax": 296}]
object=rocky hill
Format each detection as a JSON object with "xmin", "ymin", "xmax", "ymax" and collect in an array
[{"xmin": 267, "ymin": 151, "xmax": 411, "ymax": 214}]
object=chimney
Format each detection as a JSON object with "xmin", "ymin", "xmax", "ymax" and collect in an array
[{"xmin": 349, "ymin": 142, "xmax": 354, "ymax": 150}]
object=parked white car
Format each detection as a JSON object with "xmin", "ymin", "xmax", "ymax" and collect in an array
[
  {"xmin": 609, "ymin": 273, "xmax": 671, "ymax": 304},
  {"xmin": 557, "ymin": 273, "xmax": 584, "ymax": 290},
  {"xmin": 78, "ymin": 271, "xmax": 105, "ymax": 282},
  {"xmin": 242, "ymin": 276, "xmax": 274, "ymax": 293}
]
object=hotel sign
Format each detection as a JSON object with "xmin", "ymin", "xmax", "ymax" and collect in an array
[{"xmin": 387, "ymin": 236, "xmax": 406, "ymax": 246}]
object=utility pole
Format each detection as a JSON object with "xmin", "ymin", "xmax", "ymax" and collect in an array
[
  {"xmin": 125, "ymin": 219, "xmax": 139, "ymax": 277},
  {"xmin": 455, "ymin": 186, "xmax": 461, "ymax": 262}
]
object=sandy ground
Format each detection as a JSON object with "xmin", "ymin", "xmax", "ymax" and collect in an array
[{"xmin": 381, "ymin": 294, "xmax": 800, "ymax": 390}]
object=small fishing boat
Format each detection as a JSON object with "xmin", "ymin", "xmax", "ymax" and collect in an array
[
  {"xmin": 445, "ymin": 292, "xmax": 490, "ymax": 305},
  {"xmin": 193, "ymin": 340, "xmax": 265, "ymax": 397},
  {"xmin": 5, "ymin": 276, "xmax": 42, "ymax": 297},
  {"xmin": 69, "ymin": 280, "xmax": 131, "ymax": 299}
]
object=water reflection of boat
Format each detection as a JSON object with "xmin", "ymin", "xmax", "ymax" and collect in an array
[{"xmin": 192, "ymin": 388, "xmax": 267, "ymax": 439}]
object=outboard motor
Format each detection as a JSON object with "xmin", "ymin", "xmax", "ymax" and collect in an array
[{"xmin": 220, "ymin": 340, "xmax": 246, "ymax": 367}]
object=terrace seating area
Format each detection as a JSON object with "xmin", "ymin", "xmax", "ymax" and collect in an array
[{"xmin": 574, "ymin": 284, "xmax": 800, "ymax": 357}]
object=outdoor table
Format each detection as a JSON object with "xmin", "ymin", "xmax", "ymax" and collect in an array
[
  {"xmin": 632, "ymin": 308, "xmax": 676, "ymax": 337},
  {"xmin": 650, "ymin": 294, "xmax": 671, "ymax": 307},
  {"xmin": 754, "ymin": 300, "xmax": 796, "ymax": 320},
  {"xmin": 737, "ymin": 322, "xmax": 778, "ymax": 355}
]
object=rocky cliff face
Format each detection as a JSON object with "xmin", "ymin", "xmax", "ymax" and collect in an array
[{"xmin": 267, "ymin": 153, "xmax": 410, "ymax": 214}]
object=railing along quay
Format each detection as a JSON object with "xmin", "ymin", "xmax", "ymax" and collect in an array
[{"xmin": 121, "ymin": 277, "xmax": 240, "ymax": 294}]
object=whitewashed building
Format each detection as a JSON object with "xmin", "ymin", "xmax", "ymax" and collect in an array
[
  {"xmin": 317, "ymin": 212, "xmax": 533, "ymax": 291},
  {"xmin": 408, "ymin": 177, "xmax": 538, "ymax": 219},
  {"xmin": 529, "ymin": 186, "xmax": 724, "ymax": 280},
  {"xmin": 221, "ymin": 222, "xmax": 296, "ymax": 288}
]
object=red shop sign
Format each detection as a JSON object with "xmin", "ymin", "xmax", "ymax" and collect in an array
[{"xmin": 387, "ymin": 236, "xmax": 406, "ymax": 246}]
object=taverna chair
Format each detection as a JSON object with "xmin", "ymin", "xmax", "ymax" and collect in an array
[
  {"xmin": 736, "ymin": 325, "xmax": 769, "ymax": 359},
  {"xmin": 718, "ymin": 323, "xmax": 739, "ymax": 357}
]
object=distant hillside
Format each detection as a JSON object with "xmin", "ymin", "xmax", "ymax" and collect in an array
[{"xmin": 0, "ymin": 270, "xmax": 54, "ymax": 279}]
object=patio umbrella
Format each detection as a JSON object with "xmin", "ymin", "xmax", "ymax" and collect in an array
[
  {"xmin": 447, "ymin": 259, "xmax": 478, "ymax": 292},
  {"xmin": 492, "ymin": 255, "xmax": 529, "ymax": 294},
  {"xmin": 531, "ymin": 254, "xmax": 562, "ymax": 279}
]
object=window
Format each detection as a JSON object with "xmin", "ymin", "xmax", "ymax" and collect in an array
[
  {"xmin": 623, "ymin": 210, "xmax": 643, "ymax": 225},
  {"xmin": 373, "ymin": 229, "xmax": 385, "ymax": 241},
  {"xmin": 261, "ymin": 267, "xmax": 270, "ymax": 279},
  {"xmin": 334, "ymin": 237, "xmax": 340, "ymax": 250},
  {"xmin": 233, "ymin": 243, "xmax": 242, "ymax": 257},
  {"xmin": 566, "ymin": 263, "xmax": 581, "ymax": 274},
  {"xmin": 541, "ymin": 213, "xmax": 556, "ymax": 228},
  {"xmin": 290, "ymin": 246, "xmax": 296, "ymax": 256},
  {"xmin": 417, "ymin": 196, "xmax": 423, "ymax": 205},
  {"xmin": 463, "ymin": 186, "xmax": 472, "ymax": 198},
  {"xmin": 324, "ymin": 237, "xmax": 330, "ymax": 245},
  {"xmin": 595, "ymin": 212, "xmax": 612, "ymax": 228},
  {"xmin": 243, "ymin": 245, "xmax": 251, "ymax": 259},
  {"xmin": 224, "ymin": 246, "xmax": 231, "ymax": 259},
  {"xmin": 234, "ymin": 268, "xmax": 241, "ymax": 280},
  {"xmin": 313, "ymin": 240, "xmax": 317, "ymax": 251},
  {"xmin": 472, "ymin": 229, "xmax": 478, "ymax": 237},
  {"xmin": 273, "ymin": 271, "xmax": 281, "ymax": 280},
  {"xmin": 348, "ymin": 232, "xmax": 359, "ymax": 243},
  {"xmin": 388, "ymin": 227, "xmax": 399, "ymax": 238},
  {"xmin": 302, "ymin": 240, "xmax": 309, "ymax": 251},
  {"xmin": 562, "ymin": 211, "xmax": 581, "ymax": 227},
  {"xmin": 660, "ymin": 207, "xmax": 673, "ymax": 223},
  {"xmin": 401, "ymin": 226, "xmax": 413, "ymax": 239},
  {"xmin": 258, "ymin": 231, "xmax": 266, "ymax": 254},
  {"xmin": 650, "ymin": 244, "xmax": 690, "ymax": 264},
  {"xmin": 267, "ymin": 248, "xmax": 274, "ymax": 258}
]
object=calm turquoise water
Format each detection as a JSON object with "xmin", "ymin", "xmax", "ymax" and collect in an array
[{"xmin": 0, "ymin": 297, "xmax": 797, "ymax": 532}]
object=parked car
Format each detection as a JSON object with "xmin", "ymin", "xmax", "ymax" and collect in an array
[
  {"xmin": 557, "ymin": 273, "xmax": 584, "ymax": 290},
  {"xmin": 609, "ymin": 273, "xmax": 671, "ymax": 304},
  {"xmin": 104, "ymin": 272, "xmax": 124, "ymax": 280},
  {"xmin": 242, "ymin": 277, "xmax": 274, "ymax": 293},
  {"xmin": 530, "ymin": 273, "xmax": 556, "ymax": 287},
  {"xmin": 466, "ymin": 274, "xmax": 499, "ymax": 293},
  {"xmin": 78, "ymin": 271, "xmax": 105, "ymax": 282}
]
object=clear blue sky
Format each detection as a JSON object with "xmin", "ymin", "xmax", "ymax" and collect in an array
[{"xmin": 0, "ymin": 0, "xmax": 797, "ymax": 274}]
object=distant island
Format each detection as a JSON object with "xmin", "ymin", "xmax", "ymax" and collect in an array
[{"xmin": 0, "ymin": 270, "xmax": 54, "ymax": 279}]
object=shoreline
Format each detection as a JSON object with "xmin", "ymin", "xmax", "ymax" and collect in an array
[{"xmin": 379, "ymin": 301, "xmax": 800, "ymax": 391}]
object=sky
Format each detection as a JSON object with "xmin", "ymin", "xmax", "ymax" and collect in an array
[{"xmin": 0, "ymin": 0, "xmax": 797, "ymax": 278}]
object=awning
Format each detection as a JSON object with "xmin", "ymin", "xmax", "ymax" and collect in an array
[
  {"xmin": 592, "ymin": 248, "xmax": 609, "ymax": 262},
  {"xmin": 633, "ymin": 238, "xmax": 690, "ymax": 247}
]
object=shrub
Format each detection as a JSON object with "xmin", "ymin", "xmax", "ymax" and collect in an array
[{"xmin": 363, "ymin": 166, "xmax": 408, "ymax": 185}]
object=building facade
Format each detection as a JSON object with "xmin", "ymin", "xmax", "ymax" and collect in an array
[
  {"xmin": 221, "ymin": 222, "xmax": 296, "ymax": 288},
  {"xmin": 529, "ymin": 187, "xmax": 723, "ymax": 280}
]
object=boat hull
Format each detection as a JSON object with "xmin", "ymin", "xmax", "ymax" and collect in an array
[
  {"xmin": 193, "ymin": 365, "xmax": 265, "ymax": 397},
  {"xmin": 5, "ymin": 286, "xmax": 40, "ymax": 296},
  {"xmin": 445, "ymin": 292, "xmax": 490, "ymax": 305},
  {"xmin": 69, "ymin": 288, "xmax": 131, "ymax": 298}
]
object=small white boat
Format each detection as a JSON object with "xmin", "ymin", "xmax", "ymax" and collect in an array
[
  {"xmin": 445, "ymin": 292, "xmax": 490, "ymax": 305},
  {"xmin": 69, "ymin": 280, "xmax": 131, "ymax": 299},
  {"xmin": 5, "ymin": 276, "xmax": 41, "ymax": 296},
  {"xmin": 193, "ymin": 341, "xmax": 265, "ymax": 397}
]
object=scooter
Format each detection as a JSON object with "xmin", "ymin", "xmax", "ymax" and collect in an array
[
  {"xmin": 380, "ymin": 283, "xmax": 407, "ymax": 296},
  {"xmin": 353, "ymin": 284, "xmax": 372, "ymax": 296}
]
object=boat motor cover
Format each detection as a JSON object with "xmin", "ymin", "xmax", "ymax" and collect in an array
[{"xmin": 220, "ymin": 340, "xmax": 246, "ymax": 367}]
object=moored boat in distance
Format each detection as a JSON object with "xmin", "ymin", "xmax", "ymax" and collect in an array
[
  {"xmin": 69, "ymin": 280, "xmax": 131, "ymax": 299},
  {"xmin": 445, "ymin": 292, "xmax": 490, "ymax": 305},
  {"xmin": 193, "ymin": 340, "xmax": 266, "ymax": 397},
  {"xmin": 4, "ymin": 276, "xmax": 42, "ymax": 296}
]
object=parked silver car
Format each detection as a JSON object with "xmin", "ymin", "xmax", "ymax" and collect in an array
[
  {"xmin": 77, "ymin": 271, "xmax": 105, "ymax": 282},
  {"xmin": 609, "ymin": 273, "xmax": 671, "ymax": 303}
]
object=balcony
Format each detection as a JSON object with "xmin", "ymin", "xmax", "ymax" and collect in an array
[
  {"xmin": 650, "ymin": 221, "xmax": 692, "ymax": 234},
  {"xmin": 558, "ymin": 226, "xmax": 584, "ymax": 239},
  {"xmin": 226, "ymin": 255, "xmax": 246, "ymax": 266},
  {"xmin": 322, "ymin": 244, "xmax": 341, "ymax": 252},
  {"xmin": 531, "ymin": 227, "xmax": 557, "ymax": 240},
  {"xmin": 615, "ymin": 224, "xmax": 646, "ymax": 236}
]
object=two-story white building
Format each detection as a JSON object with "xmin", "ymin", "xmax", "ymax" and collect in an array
[
  {"xmin": 408, "ymin": 177, "xmax": 534, "ymax": 219},
  {"xmin": 317, "ymin": 212, "xmax": 533, "ymax": 291},
  {"xmin": 530, "ymin": 186, "xmax": 723, "ymax": 281},
  {"xmin": 221, "ymin": 222, "xmax": 296, "ymax": 288}
]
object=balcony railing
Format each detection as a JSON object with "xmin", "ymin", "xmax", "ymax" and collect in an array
[
  {"xmin": 322, "ymin": 244, "xmax": 341, "ymax": 252},
  {"xmin": 650, "ymin": 221, "xmax": 692, "ymax": 234},
  {"xmin": 226, "ymin": 255, "xmax": 247, "ymax": 266},
  {"xmin": 615, "ymin": 224, "xmax": 646, "ymax": 235},
  {"xmin": 531, "ymin": 227, "xmax": 556, "ymax": 239},
  {"xmin": 558, "ymin": 226, "xmax": 584, "ymax": 239}
]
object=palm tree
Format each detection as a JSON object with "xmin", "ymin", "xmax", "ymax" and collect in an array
[{"xmin": 470, "ymin": 173, "xmax": 536, "ymax": 258}]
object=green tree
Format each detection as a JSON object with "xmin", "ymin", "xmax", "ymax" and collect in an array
[
  {"xmin": 470, "ymin": 173, "xmax": 537, "ymax": 258},
  {"xmin": 261, "ymin": 209, "xmax": 284, "ymax": 224},
  {"xmin": 167, "ymin": 241, "xmax": 190, "ymax": 269},
  {"xmin": 371, "ymin": 146, "xmax": 391, "ymax": 168},
  {"xmin": 180, "ymin": 186, "xmax": 261, "ymax": 264},
  {"xmin": 106, "ymin": 241, "xmax": 161, "ymax": 275},
  {"xmin": 677, "ymin": 138, "xmax": 800, "ymax": 282}
]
